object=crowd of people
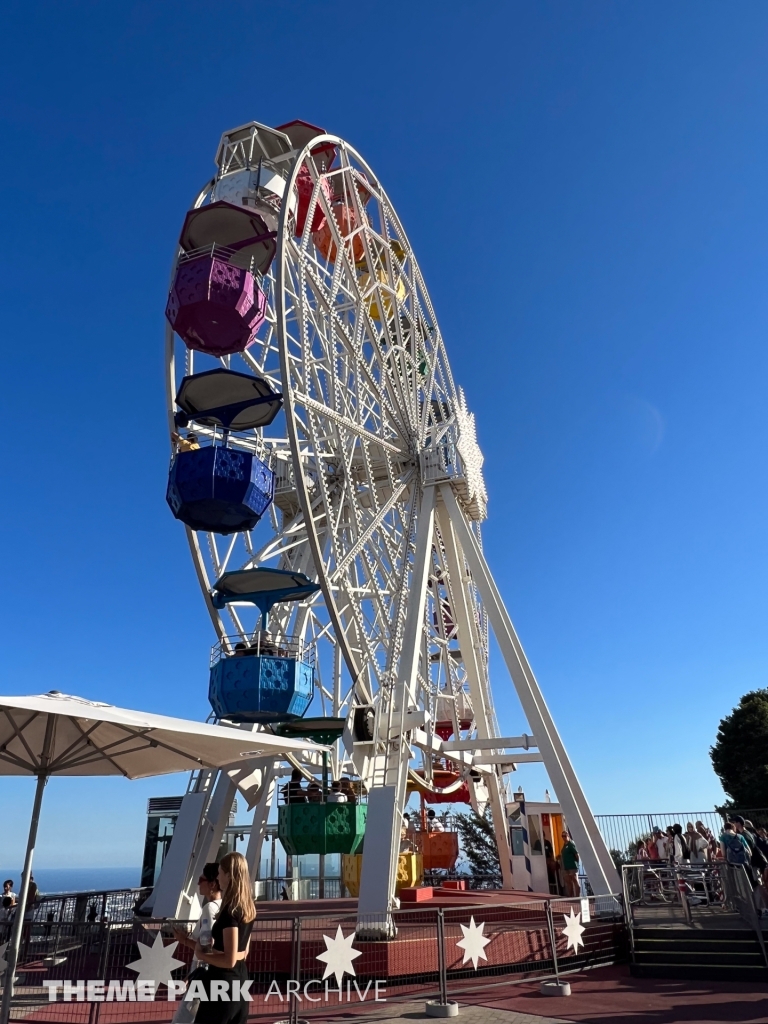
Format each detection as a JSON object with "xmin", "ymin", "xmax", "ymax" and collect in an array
[
  {"xmin": 0, "ymin": 875, "xmax": 38, "ymax": 931},
  {"xmin": 283, "ymin": 769, "xmax": 359, "ymax": 804},
  {"xmin": 633, "ymin": 821, "xmax": 720, "ymax": 865},
  {"xmin": 631, "ymin": 815, "xmax": 768, "ymax": 910},
  {"xmin": 632, "ymin": 816, "xmax": 768, "ymax": 874}
]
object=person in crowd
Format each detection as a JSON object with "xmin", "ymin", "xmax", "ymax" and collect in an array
[
  {"xmin": 0, "ymin": 896, "xmax": 15, "ymax": 926},
  {"xmin": 25, "ymin": 875, "xmax": 37, "ymax": 907},
  {"xmin": 326, "ymin": 780, "xmax": 347, "ymax": 804},
  {"xmin": 21, "ymin": 875, "xmax": 39, "ymax": 949},
  {"xmin": 173, "ymin": 431, "xmax": 201, "ymax": 452},
  {"xmin": 670, "ymin": 824, "xmax": 690, "ymax": 865},
  {"xmin": 3, "ymin": 880, "xmax": 16, "ymax": 902},
  {"xmin": 750, "ymin": 863, "xmax": 768, "ymax": 917},
  {"xmin": 173, "ymin": 863, "xmax": 223, "ymax": 1024},
  {"xmin": 195, "ymin": 852, "xmax": 256, "ymax": 1024},
  {"xmin": 173, "ymin": 862, "xmax": 222, "ymax": 956},
  {"xmin": 646, "ymin": 833, "xmax": 660, "ymax": 862},
  {"xmin": 340, "ymin": 778, "xmax": 357, "ymax": 805},
  {"xmin": 686, "ymin": 823, "xmax": 708, "ymax": 864},
  {"xmin": 399, "ymin": 827, "xmax": 414, "ymax": 854},
  {"xmin": 306, "ymin": 779, "xmax": 323, "ymax": 803},
  {"xmin": 730, "ymin": 815, "xmax": 754, "ymax": 849},
  {"xmin": 559, "ymin": 831, "xmax": 581, "ymax": 897},
  {"xmin": 730, "ymin": 815, "xmax": 762, "ymax": 879},
  {"xmin": 652, "ymin": 828, "xmax": 667, "ymax": 861},
  {"xmin": 544, "ymin": 838, "xmax": 558, "ymax": 892},
  {"xmin": 635, "ymin": 839, "xmax": 650, "ymax": 863},
  {"xmin": 427, "ymin": 810, "xmax": 445, "ymax": 832},
  {"xmin": 695, "ymin": 822, "xmax": 717, "ymax": 862},
  {"xmin": 720, "ymin": 821, "xmax": 750, "ymax": 866},
  {"xmin": 743, "ymin": 820, "xmax": 768, "ymax": 877},
  {"xmin": 755, "ymin": 827, "xmax": 768, "ymax": 861},
  {"xmin": 287, "ymin": 768, "xmax": 307, "ymax": 804}
]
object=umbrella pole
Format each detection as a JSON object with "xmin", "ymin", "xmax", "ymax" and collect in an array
[
  {"xmin": 0, "ymin": 771, "xmax": 49, "ymax": 1024},
  {"xmin": 1, "ymin": 715, "xmax": 55, "ymax": 1024}
]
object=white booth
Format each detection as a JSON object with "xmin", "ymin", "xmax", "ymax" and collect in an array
[{"xmin": 507, "ymin": 799, "xmax": 568, "ymax": 894}]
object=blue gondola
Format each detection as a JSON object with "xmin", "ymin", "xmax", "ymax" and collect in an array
[
  {"xmin": 208, "ymin": 568, "xmax": 322, "ymax": 723},
  {"xmin": 167, "ymin": 445, "xmax": 273, "ymax": 534},
  {"xmin": 166, "ymin": 369, "xmax": 283, "ymax": 535}
]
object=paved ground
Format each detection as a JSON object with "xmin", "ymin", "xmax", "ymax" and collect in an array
[
  {"xmin": 302, "ymin": 964, "xmax": 768, "ymax": 1024},
  {"xmin": 461, "ymin": 964, "xmax": 768, "ymax": 1024}
]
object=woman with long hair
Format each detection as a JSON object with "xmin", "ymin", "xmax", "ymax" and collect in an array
[{"xmin": 194, "ymin": 852, "xmax": 256, "ymax": 1024}]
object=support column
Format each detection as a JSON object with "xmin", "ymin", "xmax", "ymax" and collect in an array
[
  {"xmin": 152, "ymin": 771, "xmax": 237, "ymax": 919},
  {"xmin": 245, "ymin": 765, "xmax": 277, "ymax": 880},
  {"xmin": 357, "ymin": 486, "xmax": 436, "ymax": 931},
  {"xmin": 440, "ymin": 484, "xmax": 617, "ymax": 894},
  {"xmin": 0, "ymin": 752, "xmax": 51, "ymax": 1024},
  {"xmin": 437, "ymin": 500, "xmax": 514, "ymax": 889}
]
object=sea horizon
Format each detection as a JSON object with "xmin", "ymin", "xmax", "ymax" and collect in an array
[{"xmin": 0, "ymin": 866, "xmax": 142, "ymax": 895}]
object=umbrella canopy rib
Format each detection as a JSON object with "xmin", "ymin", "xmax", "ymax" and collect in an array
[
  {"xmin": 45, "ymin": 719, "xmax": 105, "ymax": 771},
  {"xmin": 1, "ymin": 710, "xmax": 44, "ymax": 770}
]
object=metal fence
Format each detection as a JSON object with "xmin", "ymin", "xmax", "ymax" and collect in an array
[
  {"xmin": 1, "ymin": 897, "xmax": 625, "ymax": 1022},
  {"xmin": 595, "ymin": 809, "xmax": 768, "ymax": 863},
  {"xmin": 29, "ymin": 888, "xmax": 151, "ymax": 925},
  {"xmin": 595, "ymin": 811, "xmax": 725, "ymax": 861}
]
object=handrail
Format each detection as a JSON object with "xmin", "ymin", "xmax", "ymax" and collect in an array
[{"xmin": 211, "ymin": 632, "xmax": 315, "ymax": 667}]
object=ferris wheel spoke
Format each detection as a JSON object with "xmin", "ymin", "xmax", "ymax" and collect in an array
[
  {"xmin": 295, "ymin": 247, "xmax": 413, "ymax": 441},
  {"xmin": 329, "ymin": 476, "xmax": 413, "ymax": 583}
]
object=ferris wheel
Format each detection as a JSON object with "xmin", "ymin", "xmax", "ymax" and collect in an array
[{"xmin": 159, "ymin": 120, "xmax": 616, "ymax": 928}]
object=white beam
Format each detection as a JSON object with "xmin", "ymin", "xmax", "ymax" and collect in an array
[
  {"xmin": 444, "ymin": 735, "xmax": 536, "ymax": 751},
  {"xmin": 440, "ymin": 484, "xmax": 618, "ymax": 894},
  {"xmin": 474, "ymin": 752, "xmax": 543, "ymax": 764},
  {"xmin": 357, "ymin": 486, "xmax": 436, "ymax": 927},
  {"xmin": 437, "ymin": 500, "xmax": 514, "ymax": 889}
]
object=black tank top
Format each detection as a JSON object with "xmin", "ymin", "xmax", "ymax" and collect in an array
[{"xmin": 210, "ymin": 906, "xmax": 254, "ymax": 953}]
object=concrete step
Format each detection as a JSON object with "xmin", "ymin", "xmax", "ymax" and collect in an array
[
  {"xmin": 631, "ymin": 923, "xmax": 768, "ymax": 980},
  {"xmin": 631, "ymin": 961, "xmax": 768, "ymax": 982},
  {"xmin": 634, "ymin": 948, "xmax": 763, "ymax": 966}
]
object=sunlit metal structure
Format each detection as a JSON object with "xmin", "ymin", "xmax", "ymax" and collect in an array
[{"xmin": 154, "ymin": 119, "xmax": 617, "ymax": 932}]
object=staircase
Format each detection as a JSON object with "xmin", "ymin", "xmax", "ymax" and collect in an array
[{"xmin": 631, "ymin": 926, "xmax": 768, "ymax": 981}]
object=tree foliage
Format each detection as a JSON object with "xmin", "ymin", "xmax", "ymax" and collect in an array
[
  {"xmin": 454, "ymin": 807, "xmax": 502, "ymax": 884},
  {"xmin": 710, "ymin": 689, "xmax": 768, "ymax": 808}
]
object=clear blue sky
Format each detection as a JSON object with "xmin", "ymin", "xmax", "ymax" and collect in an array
[{"xmin": 1, "ymin": 0, "xmax": 766, "ymax": 869}]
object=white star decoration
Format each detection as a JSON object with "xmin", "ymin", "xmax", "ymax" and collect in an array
[
  {"xmin": 316, "ymin": 926, "xmax": 363, "ymax": 987},
  {"xmin": 126, "ymin": 932, "xmax": 185, "ymax": 988},
  {"xmin": 455, "ymin": 388, "xmax": 487, "ymax": 514},
  {"xmin": 562, "ymin": 908, "xmax": 585, "ymax": 953},
  {"xmin": 456, "ymin": 916, "xmax": 491, "ymax": 970}
]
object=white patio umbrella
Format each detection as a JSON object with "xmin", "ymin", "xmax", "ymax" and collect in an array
[{"xmin": 0, "ymin": 690, "xmax": 327, "ymax": 1022}]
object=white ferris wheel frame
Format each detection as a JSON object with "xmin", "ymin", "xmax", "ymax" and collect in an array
[{"xmin": 156, "ymin": 128, "xmax": 616, "ymax": 923}]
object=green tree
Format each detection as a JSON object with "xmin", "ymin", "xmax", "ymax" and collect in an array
[
  {"xmin": 710, "ymin": 689, "xmax": 768, "ymax": 808},
  {"xmin": 454, "ymin": 807, "xmax": 502, "ymax": 885}
]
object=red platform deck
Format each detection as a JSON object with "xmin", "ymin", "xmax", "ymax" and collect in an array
[{"xmin": 254, "ymin": 887, "xmax": 554, "ymax": 918}]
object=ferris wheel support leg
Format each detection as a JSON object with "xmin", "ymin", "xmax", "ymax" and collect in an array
[
  {"xmin": 244, "ymin": 765, "xmax": 277, "ymax": 880},
  {"xmin": 357, "ymin": 486, "xmax": 436, "ymax": 935},
  {"xmin": 439, "ymin": 485, "xmax": 618, "ymax": 896},
  {"xmin": 437, "ymin": 502, "xmax": 514, "ymax": 889}
]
